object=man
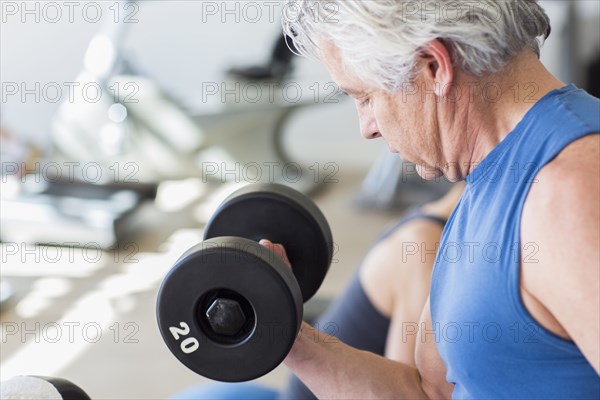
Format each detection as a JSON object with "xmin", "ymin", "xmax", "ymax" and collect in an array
[{"xmin": 261, "ymin": 1, "xmax": 599, "ymax": 398}]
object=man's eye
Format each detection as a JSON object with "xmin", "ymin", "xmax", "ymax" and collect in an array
[{"xmin": 359, "ymin": 97, "xmax": 370, "ymax": 107}]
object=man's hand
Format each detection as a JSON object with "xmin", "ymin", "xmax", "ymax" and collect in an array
[{"xmin": 259, "ymin": 239, "xmax": 292, "ymax": 267}]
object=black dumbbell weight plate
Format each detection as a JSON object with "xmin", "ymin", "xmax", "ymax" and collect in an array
[
  {"xmin": 31, "ymin": 376, "xmax": 92, "ymax": 400},
  {"xmin": 156, "ymin": 237, "xmax": 303, "ymax": 382},
  {"xmin": 204, "ymin": 183, "xmax": 333, "ymax": 302}
]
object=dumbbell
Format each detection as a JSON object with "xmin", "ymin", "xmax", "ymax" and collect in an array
[
  {"xmin": 0, "ymin": 376, "xmax": 91, "ymax": 400},
  {"xmin": 156, "ymin": 183, "xmax": 333, "ymax": 382}
]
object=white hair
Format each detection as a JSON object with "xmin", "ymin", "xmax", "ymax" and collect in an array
[{"xmin": 282, "ymin": 0, "xmax": 551, "ymax": 91}]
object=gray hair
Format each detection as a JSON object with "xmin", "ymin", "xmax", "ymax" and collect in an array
[{"xmin": 282, "ymin": 0, "xmax": 551, "ymax": 91}]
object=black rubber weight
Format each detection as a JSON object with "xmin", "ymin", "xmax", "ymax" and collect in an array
[
  {"xmin": 31, "ymin": 376, "xmax": 91, "ymax": 400},
  {"xmin": 156, "ymin": 237, "xmax": 303, "ymax": 382},
  {"xmin": 203, "ymin": 183, "xmax": 333, "ymax": 302}
]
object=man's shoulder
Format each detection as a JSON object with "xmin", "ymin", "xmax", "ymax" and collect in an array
[
  {"xmin": 521, "ymin": 132, "xmax": 599, "ymax": 267},
  {"xmin": 528, "ymin": 133, "xmax": 598, "ymax": 202},
  {"xmin": 553, "ymin": 87, "xmax": 600, "ymax": 130}
]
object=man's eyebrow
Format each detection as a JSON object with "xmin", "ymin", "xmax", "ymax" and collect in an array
[{"xmin": 339, "ymin": 86, "xmax": 365, "ymax": 96}]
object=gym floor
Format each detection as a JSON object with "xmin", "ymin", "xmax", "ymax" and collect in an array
[{"xmin": 0, "ymin": 170, "xmax": 407, "ymax": 399}]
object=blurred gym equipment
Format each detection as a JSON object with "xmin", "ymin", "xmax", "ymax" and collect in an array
[
  {"xmin": 0, "ymin": 175, "xmax": 157, "ymax": 249},
  {"xmin": 51, "ymin": 1, "xmax": 333, "ymax": 194}
]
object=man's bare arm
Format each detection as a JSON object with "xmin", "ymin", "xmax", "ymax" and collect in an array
[
  {"xmin": 521, "ymin": 134, "xmax": 600, "ymax": 373},
  {"xmin": 281, "ymin": 296, "xmax": 453, "ymax": 399},
  {"xmin": 284, "ymin": 321, "xmax": 429, "ymax": 399}
]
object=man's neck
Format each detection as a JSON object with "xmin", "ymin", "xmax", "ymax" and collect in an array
[{"xmin": 453, "ymin": 51, "xmax": 565, "ymax": 178}]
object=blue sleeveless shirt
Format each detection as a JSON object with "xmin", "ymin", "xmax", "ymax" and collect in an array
[{"xmin": 430, "ymin": 84, "xmax": 600, "ymax": 399}]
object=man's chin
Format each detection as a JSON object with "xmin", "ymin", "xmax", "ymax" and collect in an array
[{"xmin": 416, "ymin": 164, "xmax": 445, "ymax": 180}]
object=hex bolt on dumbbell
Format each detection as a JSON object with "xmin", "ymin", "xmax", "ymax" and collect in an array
[
  {"xmin": 205, "ymin": 298, "xmax": 247, "ymax": 337},
  {"xmin": 156, "ymin": 183, "xmax": 333, "ymax": 382}
]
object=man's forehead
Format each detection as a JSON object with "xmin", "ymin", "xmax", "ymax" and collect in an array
[
  {"xmin": 320, "ymin": 42, "xmax": 368, "ymax": 95},
  {"xmin": 320, "ymin": 42, "xmax": 345, "ymax": 77}
]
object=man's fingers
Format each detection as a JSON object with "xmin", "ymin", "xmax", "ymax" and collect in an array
[{"xmin": 259, "ymin": 239, "xmax": 292, "ymax": 267}]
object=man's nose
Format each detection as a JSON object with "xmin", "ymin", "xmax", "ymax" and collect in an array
[{"xmin": 359, "ymin": 118, "xmax": 382, "ymax": 140}]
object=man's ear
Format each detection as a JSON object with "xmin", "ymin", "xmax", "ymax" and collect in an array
[{"xmin": 418, "ymin": 39, "xmax": 454, "ymax": 97}]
